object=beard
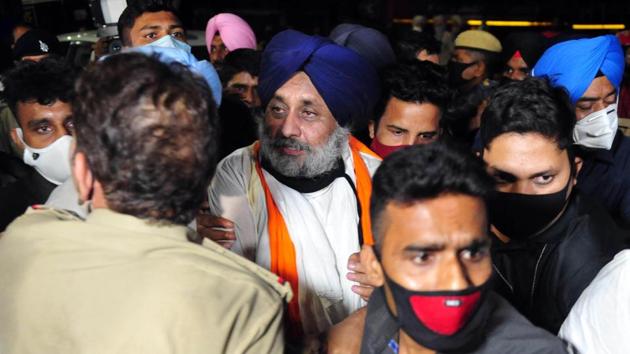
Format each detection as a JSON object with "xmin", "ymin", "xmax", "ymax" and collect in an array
[{"xmin": 259, "ymin": 123, "xmax": 349, "ymax": 178}]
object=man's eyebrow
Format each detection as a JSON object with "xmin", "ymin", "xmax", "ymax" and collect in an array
[
  {"xmin": 230, "ymin": 83, "xmax": 248, "ymax": 89},
  {"xmin": 271, "ymin": 95, "xmax": 286, "ymax": 103},
  {"xmin": 487, "ymin": 166, "xmax": 517, "ymax": 181},
  {"xmin": 27, "ymin": 118, "xmax": 50, "ymax": 129},
  {"xmin": 458, "ymin": 238, "xmax": 491, "ymax": 252},
  {"xmin": 139, "ymin": 25, "xmax": 163, "ymax": 31},
  {"xmin": 403, "ymin": 243, "xmax": 445, "ymax": 253},
  {"xmin": 386, "ymin": 124, "xmax": 408, "ymax": 132}
]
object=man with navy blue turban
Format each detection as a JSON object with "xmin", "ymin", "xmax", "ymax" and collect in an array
[
  {"xmin": 534, "ymin": 35, "xmax": 630, "ymax": 228},
  {"xmin": 204, "ymin": 29, "xmax": 382, "ymax": 346}
]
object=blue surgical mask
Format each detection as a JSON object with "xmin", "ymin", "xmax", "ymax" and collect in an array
[{"xmin": 145, "ymin": 34, "xmax": 192, "ymax": 53}]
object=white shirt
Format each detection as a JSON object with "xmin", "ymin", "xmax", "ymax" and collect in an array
[{"xmin": 559, "ymin": 250, "xmax": 630, "ymax": 354}]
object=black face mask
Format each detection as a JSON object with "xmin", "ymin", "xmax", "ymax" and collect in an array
[
  {"xmin": 488, "ymin": 178, "xmax": 571, "ymax": 241},
  {"xmin": 384, "ymin": 275, "xmax": 492, "ymax": 353},
  {"xmin": 448, "ymin": 61, "xmax": 476, "ymax": 89}
]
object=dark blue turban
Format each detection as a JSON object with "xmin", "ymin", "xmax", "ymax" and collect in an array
[
  {"xmin": 533, "ymin": 35, "xmax": 625, "ymax": 104},
  {"xmin": 259, "ymin": 29, "xmax": 380, "ymax": 127},
  {"xmin": 329, "ymin": 23, "xmax": 396, "ymax": 69}
]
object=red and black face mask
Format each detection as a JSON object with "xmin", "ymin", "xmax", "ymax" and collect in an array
[
  {"xmin": 369, "ymin": 137, "xmax": 407, "ymax": 159},
  {"xmin": 384, "ymin": 275, "xmax": 493, "ymax": 352}
]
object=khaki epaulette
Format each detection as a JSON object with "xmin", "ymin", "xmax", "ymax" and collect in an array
[
  {"xmin": 202, "ymin": 238, "xmax": 293, "ymax": 302},
  {"xmin": 25, "ymin": 205, "xmax": 84, "ymax": 222}
]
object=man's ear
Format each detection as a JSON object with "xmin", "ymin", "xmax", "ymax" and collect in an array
[
  {"xmin": 362, "ymin": 244, "xmax": 385, "ymax": 287},
  {"xmin": 72, "ymin": 149, "xmax": 94, "ymax": 204},
  {"xmin": 573, "ymin": 156, "xmax": 584, "ymax": 185},
  {"xmin": 368, "ymin": 120, "xmax": 376, "ymax": 140},
  {"xmin": 10, "ymin": 128, "xmax": 24, "ymax": 151}
]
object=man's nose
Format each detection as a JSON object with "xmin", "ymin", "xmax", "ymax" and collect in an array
[
  {"xmin": 437, "ymin": 255, "xmax": 471, "ymax": 291},
  {"xmin": 280, "ymin": 111, "xmax": 301, "ymax": 138}
]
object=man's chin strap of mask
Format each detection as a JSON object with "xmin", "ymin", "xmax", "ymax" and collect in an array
[
  {"xmin": 16, "ymin": 128, "xmax": 73, "ymax": 185},
  {"xmin": 384, "ymin": 273, "xmax": 492, "ymax": 352},
  {"xmin": 573, "ymin": 97, "xmax": 619, "ymax": 150}
]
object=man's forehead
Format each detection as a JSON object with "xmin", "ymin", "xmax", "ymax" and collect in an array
[
  {"xmin": 483, "ymin": 133, "xmax": 567, "ymax": 174},
  {"xmin": 273, "ymin": 72, "xmax": 326, "ymax": 105},
  {"xmin": 579, "ymin": 75, "xmax": 616, "ymax": 101},
  {"xmin": 133, "ymin": 11, "xmax": 182, "ymax": 30},
  {"xmin": 381, "ymin": 195, "xmax": 487, "ymax": 248}
]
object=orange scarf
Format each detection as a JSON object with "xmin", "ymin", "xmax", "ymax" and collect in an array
[{"xmin": 252, "ymin": 136, "xmax": 379, "ymax": 337}]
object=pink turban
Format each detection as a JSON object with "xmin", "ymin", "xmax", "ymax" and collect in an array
[{"xmin": 205, "ymin": 13, "xmax": 257, "ymax": 55}]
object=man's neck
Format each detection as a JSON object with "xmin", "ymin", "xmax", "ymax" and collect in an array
[{"xmin": 399, "ymin": 331, "xmax": 436, "ymax": 354}]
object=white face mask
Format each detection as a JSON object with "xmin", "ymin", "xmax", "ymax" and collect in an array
[
  {"xmin": 573, "ymin": 103, "xmax": 618, "ymax": 150},
  {"xmin": 144, "ymin": 34, "xmax": 191, "ymax": 53},
  {"xmin": 16, "ymin": 128, "xmax": 73, "ymax": 185}
]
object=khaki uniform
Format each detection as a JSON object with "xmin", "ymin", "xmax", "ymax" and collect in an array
[{"xmin": 0, "ymin": 207, "xmax": 291, "ymax": 354}]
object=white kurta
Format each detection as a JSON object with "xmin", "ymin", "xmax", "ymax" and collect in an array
[
  {"xmin": 208, "ymin": 142, "xmax": 380, "ymax": 335},
  {"xmin": 559, "ymin": 250, "xmax": 630, "ymax": 353}
]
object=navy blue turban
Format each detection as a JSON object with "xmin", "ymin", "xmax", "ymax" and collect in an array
[
  {"xmin": 259, "ymin": 29, "xmax": 380, "ymax": 127},
  {"xmin": 329, "ymin": 23, "xmax": 396, "ymax": 69},
  {"xmin": 533, "ymin": 35, "xmax": 625, "ymax": 104}
]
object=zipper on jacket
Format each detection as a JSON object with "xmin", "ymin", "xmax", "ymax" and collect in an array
[{"xmin": 530, "ymin": 244, "xmax": 548, "ymax": 309}]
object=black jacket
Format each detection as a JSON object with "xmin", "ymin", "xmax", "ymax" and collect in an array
[
  {"xmin": 360, "ymin": 287, "xmax": 570, "ymax": 354},
  {"xmin": 0, "ymin": 152, "xmax": 56, "ymax": 231},
  {"xmin": 492, "ymin": 192, "xmax": 629, "ymax": 334}
]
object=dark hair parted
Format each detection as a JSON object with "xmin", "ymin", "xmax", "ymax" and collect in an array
[
  {"xmin": 373, "ymin": 61, "xmax": 450, "ymax": 125},
  {"xmin": 394, "ymin": 30, "xmax": 441, "ymax": 63},
  {"xmin": 117, "ymin": 0, "xmax": 180, "ymax": 46},
  {"xmin": 2, "ymin": 57, "xmax": 78, "ymax": 124},
  {"xmin": 480, "ymin": 77, "xmax": 575, "ymax": 150},
  {"xmin": 218, "ymin": 48, "xmax": 261, "ymax": 85},
  {"xmin": 72, "ymin": 53, "xmax": 217, "ymax": 225},
  {"xmin": 370, "ymin": 142, "xmax": 494, "ymax": 247}
]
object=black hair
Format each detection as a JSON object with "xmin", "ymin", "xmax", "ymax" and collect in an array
[
  {"xmin": 480, "ymin": 77, "xmax": 575, "ymax": 150},
  {"xmin": 370, "ymin": 142, "xmax": 495, "ymax": 248},
  {"xmin": 394, "ymin": 30, "xmax": 441, "ymax": 63},
  {"xmin": 72, "ymin": 53, "xmax": 217, "ymax": 225},
  {"xmin": 117, "ymin": 0, "xmax": 180, "ymax": 46},
  {"xmin": 373, "ymin": 61, "xmax": 450, "ymax": 125},
  {"xmin": 218, "ymin": 48, "xmax": 261, "ymax": 85},
  {"xmin": 2, "ymin": 57, "xmax": 78, "ymax": 126}
]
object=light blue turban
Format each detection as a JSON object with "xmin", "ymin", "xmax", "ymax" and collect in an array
[{"xmin": 533, "ymin": 35, "xmax": 625, "ymax": 104}]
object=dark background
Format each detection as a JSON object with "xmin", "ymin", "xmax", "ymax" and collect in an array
[{"xmin": 1, "ymin": 0, "xmax": 629, "ymax": 70}]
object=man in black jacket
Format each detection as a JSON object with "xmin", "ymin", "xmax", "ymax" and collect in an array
[{"xmin": 480, "ymin": 77, "xmax": 629, "ymax": 334}]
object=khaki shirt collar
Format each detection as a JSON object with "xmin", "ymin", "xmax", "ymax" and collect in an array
[{"xmin": 86, "ymin": 208, "xmax": 190, "ymax": 242}]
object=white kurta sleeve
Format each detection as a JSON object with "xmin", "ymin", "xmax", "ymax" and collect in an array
[{"xmin": 207, "ymin": 147, "xmax": 261, "ymax": 261}]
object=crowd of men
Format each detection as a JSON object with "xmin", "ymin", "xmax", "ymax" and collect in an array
[{"xmin": 0, "ymin": 0, "xmax": 629, "ymax": 353}]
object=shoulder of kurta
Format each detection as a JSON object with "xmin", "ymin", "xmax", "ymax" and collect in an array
[
  {"xmin": 201, "ymin": 238, "xmax": 293, "ymax": 302},
  {"xmin": 358, "ymin": 151, "xmax": 382, "ymax": 176}
]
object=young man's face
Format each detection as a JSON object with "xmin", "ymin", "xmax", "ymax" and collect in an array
[
  {"xmin": 128, "ymin": 11, "xmax": 186, "ymax": 47},
  {"xmin": 11, "ymin": 100, "xmax": 73, "ymax": 150},
  {"xmin": 369, "ymin": 96, "xmax": 440, "ymax": 147},
  {"xmin": 483, "ymin": 132, "xmax": 573, "ymax": 195},
  {"xmin": 503, "ymin": 55, "xmax": 530, "ymax": 81},
  {"xmin": 451, "ymin": 49, "xmax": 483, "ymax": 81},
  {"xmin": 378, "ymin": 194, "xmax": 492, "ymax": 315},
  {"xmin": 210, "ymin": 35, "xmax": 228, "ymax": 64},
  {"xmin": 225, "ymin": 72, "xmax": 260, "ymax": 107},
  {"xmin": 575, "ymin": 76, "xmax": 616, "ymax": 121}
]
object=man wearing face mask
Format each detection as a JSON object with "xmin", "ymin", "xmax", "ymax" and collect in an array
[
  {"xmin": 446, "ymin": 30, "xmax": 501, "ymax": 146},
  {"xmin": 368, "ymin": 61, "xmax": 449, "ymax": 159},
  {"xmin": 480, "ymin": 78, "xmax": 628, "ymax": 334},
  {"xmin": 44, "ymin": 0, "xmax": 222, "ymax": 217},
  {"xmin": 327, "ymin": 143, "xmax": 570, "ymax": 354},
  {"xmin": 533, "ymin": 35, "xmax": 630, "ymax": 228},
  {"xmin": 0, "ymin": 57, "xmax": 77, "ymax": 231}
]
